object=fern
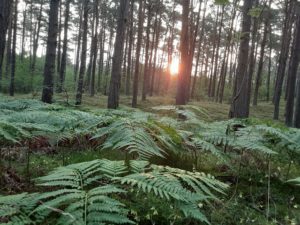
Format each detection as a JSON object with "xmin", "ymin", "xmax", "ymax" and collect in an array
[{"xmin": 0, "ymin": 159, "xmax": 228, "ymax": 224}]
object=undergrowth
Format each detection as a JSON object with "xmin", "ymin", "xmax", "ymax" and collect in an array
[{"xmin": 0, "ymin": 99, "xmax": 299, "ymax": 225}]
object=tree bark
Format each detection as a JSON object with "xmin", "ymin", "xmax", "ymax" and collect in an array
[
  {"xmin": 41, "ymin": 0, "xmax": 60, "ymax": 104},
  {"xmin": 253, "ymin": 10, "xmax": 270, "ymax": 106},
  {"xmin": 229, "ymin": 0, "xmax": 253, "ymax": 118},
  {"xmin": 285, "ymin": 8, "xmax": 300, "ymax": 126},
  {"xmin": 57, "ymin": 0, "xmax": 71, "ymax": 93},
  {"xmin": 176, "ymin": 0, "xmax": 190, "ymax": 105},
  {"xmin": 75, "ymin": 0, "xmax": 89, "ymax": 105},
  {"xmin": 0, "ymin": 0, "xmax": 12, "ymax": 79},
  {"xmin": 107, "ymin": 0, "xmax": 129, "ymax": 109},
  {"xmin": 273, "ymin": 0, "xmax": 294, "ymax": 120},
  {"xmin": 9, "ymin": 0, "xmax": 18, "ymax": 96},
  {"xmin": 132, "ymin": 0, "xmax": 144, "ymax": 108}
]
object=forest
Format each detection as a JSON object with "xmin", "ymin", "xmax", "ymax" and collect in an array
[{"xmin": 0, "ymin": 0, "xmax": 300, "ymax": 224}]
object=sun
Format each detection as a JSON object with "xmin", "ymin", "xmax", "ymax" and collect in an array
[{"xmin": 169, "ymin": 57, "xmax": 179, "ymax": 76}]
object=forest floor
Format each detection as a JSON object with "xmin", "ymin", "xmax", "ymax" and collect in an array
[
  {"xmin": 0, "ymin": 94, "xmax": 296, "ymax": 225},
  {"xmin": 8, "ymin": 93, "xmax": 285, "ymax": 122}
]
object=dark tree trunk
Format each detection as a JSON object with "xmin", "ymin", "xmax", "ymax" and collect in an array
[
  {"xmin": 229, "ymin": 0, "xmax": 253, "ymax": 118},
  {"xmin": 74, "ymin": 2, "xmax": 83, "ymax": 82},
  {"xmin": 211, "ymin": 6, "xmax": 224, "ymax": 98},
  {"xmin": 217, "ymin": 0, "xmax": 238, "ymax": 103},
  {"xmin": 31, "ymin": 0, "xmax": 44, "ymax": 74},
  {"xmin": 107, "ymin": 0, "xmax": 129, "ymax": 109},
  {"xmin": 57, "ymin": 0, "xmax": 71, "ymax": 93},
  {"xmin": 273, "ymin": 0, "xmax": 294, "ymax": 120},
  {"xmin": 90, "ymin": 0, "xmax": 100, "ymax": 97},
  {"xmin": 20, "ymin": 3, "xmax": 27, "ymax": 61},
  {"xmin": 150, "ymin": 5, "xmax": 162, "ymax": 97},
  {"xmin": 97, "ymin": 24, "xmax": 105, "ymax": 92},
  {"xmin": 176, "ymin": 0, "xmax": 190, "ymax": 105},
  {"xmin": 142, "ymin": 4, "xmax": 152, "ymax": 101},
  {"xmin": 56, "ymin": 1, "xmax": 62, "ymax": 75},
  {"xmin": 253, "ymin": 11, "xmax": 270, "ymax": 106},
  {"xmin": 5, "ymin": 15, "xmax": 12, "ymax": 79},
  {"xmin": 266, "ymin": 25, "xmax": 272, "ymax": 102},
  {"xmin": 0, "ymin": 0, "xmax": 12, "ymax": 79},
  {"xmin": 285, "ymin": 9, "xmax": 300, "ymax": 126},
  {"xmin": 75, "ymin": 0, "xmax": 89, "ymax": 105},
  {"xmin": 246, "ymin": 0, "xmax": 260, "ymax": 111},
  {"xmin": 9, "ymin": 0, "xmax": 18, "ymax": 97},
  {"xmin": 125, "ymin": 0, "xmax": 134, "ymax": 96},
  {"xmin": 294, "ymin": 75, "xmax": 300, "ymax": 128},
  {"xmin": 41, "ymin": 0, "xmax": 60, "ymax": 104},
  {"xmin": 132, "ymin": 0, "xmax": 144, "ymax": 108}
]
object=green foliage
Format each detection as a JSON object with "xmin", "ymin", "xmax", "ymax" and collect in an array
[{"xmin": 0, "ymin": 159, "xmax": 228, "ymax": 224}]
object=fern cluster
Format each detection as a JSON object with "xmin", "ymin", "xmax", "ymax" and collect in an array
[{"xmin": 0, "ymin": 159, "xmax": 228, "ymax": 224}]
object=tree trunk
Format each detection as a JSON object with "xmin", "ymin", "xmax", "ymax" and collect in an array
[
  {"xmin": 142, "ymin": 4, "xmax": 152, "ymax": 101},
  {"xmin": 253, "ymin": 10, "xmax": 270, "ymax": 106},
  {"xmin": 0, "ymin": 0, "xmax": 12, "ymax": 79},
  {"xmin": 57, "ymin": 0, "xmax": 71, "ymax": 93},
  {"xmin": 211, "ymin": 6, "xmax": 224, "ymax": 98},
  {"xmin": 20, "ymin": 3, "xmax": 27, "ymax": 61},
  {"xmin": 294, "ymin": 75, "xmax": 300, "ymax": 128},
  {"xmin": 9, "ymin": 0, "xmax": 18, "ymax": 96},
  {"xmin": 74, "ymin": 2, "xmax": 83, "ymax": 82},
  {"xmin": 41, "ymin": 0, "xmax": 60, "ymax": 104},
  {"xmin": 90, "ymin": 0, "xmax": 100, "ymax": 97},
  {"xmin": 176, "ymin": 0, "xmax": 190, "ymax": 105},
  {"xmin": 125, "ymin": 0, "xmax": 134, "ymax": 96},
  {"xmin": 132, "ymin": 0, "xmax": 144, "ymax": 108},
  {"xmin": 107, "ymin": 0, "xmax": 129, "ymax": 109},
  {"xmin": 31, "ymin": 0, "xmax": 44, "ymax": 74},
  {"xmin": 273, "ymin": 0, "xmax": 294, "ymax": 120},
  {"xmin": 285, "ymin": 8, "xmax": 300, "ymax": 126},
  {"xmin": 229, "ymin": 0, "xmax": 253, "ymax": 118},
  {"xmin": 75, "ymin": 0, "xmax": 89, "ymax": 105},
  {"xmin": 0, "ymin": 0, "xmax": 12, "ymax": 81}
]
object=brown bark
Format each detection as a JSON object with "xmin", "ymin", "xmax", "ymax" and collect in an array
[{"xmin": 107, "ymin": 0, "xmax": 129, "ymax": 109}]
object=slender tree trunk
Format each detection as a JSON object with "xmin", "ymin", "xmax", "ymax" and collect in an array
[
  {"xmin": 294, "ymin": 73, "xmax": 300, "ymax": 128},
  {"xmin": 20, "ymin": 3, "xmax": 27, "ymax": 61},
  {"xmin": 57, "ymin": 0, "xmax": 71, "ymax": 93},
  {"xmin": 211, "ymin": 6, "xmax": 224, "ymax": 98},
  {"xmin": 41, "ymin": 0, "xmax": 60, "ymax": 103},
  {"xmin": 142, "ymin": 4, "xmax": 152, "ymax": 101},
  {"xmin": 90, "ymin": 0, "xmax": 100, "ymax": 97},
  {"xmin": 229, "ymin": 0, "xmax": 253, "ymax": 118},
  {"xmin": 266, "ymin": 24, "xmax": 272, "ymax": 102},
  {"xmin": 125, "ymin": 0, "xmax": 134, "ymax": 96},
  {"xmin": 107, "ymin": 0, "xmax": 129, "ymax": 108},
  {"xmin": 56, "ymin": 1, "xmax": 62, "ymax": 75},
  {"xmin": 132, "ymin": 0, "xmax": 144, "ymax": 108},
  {"xmin": 176, "ymin": 0, "xmax": 190, "ymax": 105},
  {"xmin": 97, "ymin": 23, "xmax": 105, "ymax": 92},
  {"xmin": 5, "ymin": 15, "xmax": 12, "ymax": 79},
  {"xmin": 31, "ymin": 0, "xmax": 44, "ymax": 74},
  {"xmin": 246, "ymin": 0, "xmax": 260, "ymax": 110},
  {"xmin": 9, "ymin": 0, "xmax": 18, "ymax": 96},
  {"xmin": 0, "ymin": 0, "xmax": 12, "ymax": 79},
  {"xmin": 75, "ymin": 0, "xmax": 89, "ymax": 105},
  {"xmin": 273, "ymin": 0, "xmax": 294, "ymax": 120},
  {"xmin": 285, "ymin": 10, "xmax": 300, "ymax": 126},
  {"xmin": 74, "ymin": 2, "xmax": 83, "ymax": 82},
  {"xmin": 253, "ymin": 10, "xmax": 270, "ymax": 106}
]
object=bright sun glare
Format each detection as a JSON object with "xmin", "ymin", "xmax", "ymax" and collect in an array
[{"xmin": 170, "ymin": 57, "xmax": 179, "ymax": 76}]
